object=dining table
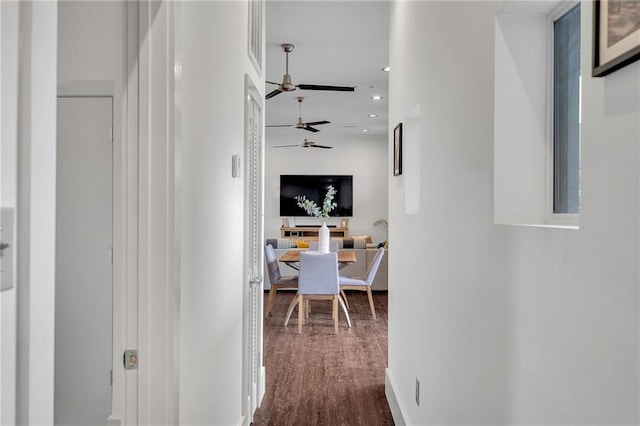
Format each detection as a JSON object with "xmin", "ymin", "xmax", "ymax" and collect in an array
[{"xmin": 279, "ymin": 249, "xmax": 357, "ymax": 271}]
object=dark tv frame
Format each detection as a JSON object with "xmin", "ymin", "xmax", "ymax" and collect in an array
[{"xmin": 279, "ymin": 174, "xmax": 353, "ymax": 217}]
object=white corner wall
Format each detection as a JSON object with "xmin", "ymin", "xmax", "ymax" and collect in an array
[
  {"xmin": 388, "ymin": 1, "xmax": 639, "ymax": 424},
  {"xmin": 177, "ymin": 1, "xmax": 261, "ymax": 424},
  {"xmin": 265, "ymin": 133, "xmax": 388, "ymax": 244},
  {"xmin": 13, "ymin": 2, "xmax": 58, "ymax": 424}
]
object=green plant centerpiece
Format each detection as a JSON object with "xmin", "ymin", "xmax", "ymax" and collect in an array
[
  {"xmin": 294, "ymin": 185, "xmax": 337, "ymax": 253},
  {"xmin": 294, "ymin": 185, "xmax": 337, "ymax": 219}
]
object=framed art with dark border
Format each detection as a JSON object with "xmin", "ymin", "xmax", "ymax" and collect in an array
[
  {"xmin": 593, "ymin": 0, "xmax": 640, "ymax": 77},
  {"xmin": 393, "ymin": 123, "xmax": 403, "ymax": 176}
]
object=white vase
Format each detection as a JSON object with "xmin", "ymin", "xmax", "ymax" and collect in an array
[{"xmin": 318, "ymin": 222, "xmax": 330, "ymax": 253}]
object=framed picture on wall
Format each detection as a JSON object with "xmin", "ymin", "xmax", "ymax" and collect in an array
[
  {"xmin": 593, "ymin": 0, "xmax": 640, "ymax": 77},
  {"xmin": 282, "ymin": 217, "xmax": 289, "ymax": 228},
  {"xmin": 393, "ymin": 123, "xmax": 403, "ymax": 176}
]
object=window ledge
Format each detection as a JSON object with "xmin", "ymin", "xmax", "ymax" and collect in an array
[{"xmin": 494, "ymin": 221, "xmax": 579, "ymax": 230}]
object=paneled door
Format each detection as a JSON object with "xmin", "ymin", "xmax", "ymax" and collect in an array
[
  {"xmin": 55, "ymin": 96, "xmax": 113, "ymax": 425},
  {"xmin": 243, "ymin": 76, "xmax": 265, "ymax": 423}
]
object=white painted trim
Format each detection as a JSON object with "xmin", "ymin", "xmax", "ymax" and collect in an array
[
  {"xmin": 171, "ymin": 0, "xmax": 182, "ymax": 423},
  {"xmin": 123, "ymin": 1, "xmax": 140, "ymax": 424},
  {"xmin": 136, "ymin": 1, "xmax": 176, "ymax": 424},
  {"xmin": 384, "ymin": 369, "xmax": 407, "ymax": 426},
  {"xmin": 57, "ymin": 80, "xmax": 114, "ymax": 97}
]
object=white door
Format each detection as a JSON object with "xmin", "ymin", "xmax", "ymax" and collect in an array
[
  {"xmin": 243, "ymin": 77, "xmax": 265, "ymax": 423},
  {"xmin": 55, "ymin": 96, "xmax": 113, "ymax": 425}
]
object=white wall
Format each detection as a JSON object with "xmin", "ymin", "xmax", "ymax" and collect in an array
[
  {"xmin": 178, "ymin": 1, "xmax": 261, "ymax": 424},
  {"xmin": 13, "ymin": 2, "xmax": 58, "ymax": 424},
  {"xmin": 1, "ymin": 3, "xmax": 20, "ymax": 423},
  {"xmin": 265, "ymin": 133, "xmax": 388, "ymax": 244},
  {"xmin": 387, "ymin": 1, "xmax": 639, "ymax": 424}
]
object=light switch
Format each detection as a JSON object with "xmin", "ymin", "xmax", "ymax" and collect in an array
[{"xmin": 232, "ymin": 155, "xmax": 241, "ymax": 178}]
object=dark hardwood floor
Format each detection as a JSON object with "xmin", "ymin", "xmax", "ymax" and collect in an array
[{"xmin": 252, "ymin": 290, "xmax": 394, "ymax": 426}]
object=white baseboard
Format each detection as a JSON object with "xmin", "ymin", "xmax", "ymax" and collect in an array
[
  {"xmin": 258, "ymin": 365, "xmax": 266, "ymax": 406},
  {"xmin": 385, "ymin": 368, "xmax": 407, "ymax": 426},
  {"xmin": 106, "ymin": 415, "xmax": 121, "ymax": 426}
]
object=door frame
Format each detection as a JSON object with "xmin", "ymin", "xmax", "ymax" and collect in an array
[
  {"xmin": 54, "ymin": 93, "xmax": 115, "ymax": 425},
  {"xmin": 57, "ymin": 82, "xmax": 129, "ymax": 425}
]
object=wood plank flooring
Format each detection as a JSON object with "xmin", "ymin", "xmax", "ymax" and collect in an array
[{"xmin": 252, "ymin": 290, "xmax": 394, "ymax": 426}]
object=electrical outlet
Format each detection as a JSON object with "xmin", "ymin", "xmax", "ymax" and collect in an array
[{"xmin": 415, "ymin": 378, "xmax": 420, "ymax": 406}]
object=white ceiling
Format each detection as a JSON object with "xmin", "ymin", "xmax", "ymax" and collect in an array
[{"xmin": 265, "ymin": 1, "xmax": 390, "ymax": 145}]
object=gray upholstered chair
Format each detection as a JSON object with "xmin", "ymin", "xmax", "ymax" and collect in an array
[
  {"xmin": 308, "ymin": 240, "xmax": 339, "ymax": 252},
  {"xmin": 264, "ymin": 244, "xmax": 298, "ymax": 318},
  {"xmin": 284, "ymin": 251, "xmax": 351, "ymax": 333},
  {"xmin": 339, "ymin": 247, "xmax": 385, "ymax": 320},
  {"xmin": 309, "ymin": 240, "xmax": 349, "ymax": 303}
]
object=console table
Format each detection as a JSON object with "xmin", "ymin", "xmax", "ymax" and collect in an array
[{"xmin": 280, "ymin": 226, "xmax": 349, "ymax": 239}]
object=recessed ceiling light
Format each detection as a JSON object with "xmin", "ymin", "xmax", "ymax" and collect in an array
[
  {"xmin": 368, "ymin": 114, "xmax": 378, "ymax": 118},
  {"xmin": 361, "ymin": 129, "xmax": 370, "ymax": 133},
  {"xmin": 371, "ymin": 95, "xmax": 383, "ymax": 100},
  {"xmin": 382, "ymin": 66, "xmax": 390, "ymax": 72}
]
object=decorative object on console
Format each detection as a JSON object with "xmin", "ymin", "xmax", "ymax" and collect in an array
[
  {"xmin": 294, "ymin": 185, "xmax": 337, "ymax": 253},
  {"xmin": 341, "ymin": 218, "xmax": 349, "ymax": 227}
]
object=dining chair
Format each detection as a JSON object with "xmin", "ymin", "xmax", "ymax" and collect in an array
[
  {"xmin": 264, "ymin": 244, "xmax": 298, "ymax": 318},
  {"xmin": 339, "ymin": 247, "xmax": 385, "ymax": 320},
  {"xmin": 284, "ymin": 251, "xmax": 351, "ymax": 333},
  {"xmin": 309, "ymin": 240, "xmax": 339, "ymax": 252},
  {"xmin": 309, "ymin": 240, "xmax": 349, "ymax": 304}
]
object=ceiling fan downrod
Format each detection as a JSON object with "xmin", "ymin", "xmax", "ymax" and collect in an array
[{"xmin": 281, "ymin": 44, "xmax": 296, "ymax": 91}]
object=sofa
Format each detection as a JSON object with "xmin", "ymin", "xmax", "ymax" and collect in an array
[{"xmin": 264, "ymin": 238, "xmax": 388, "ymax": 291}]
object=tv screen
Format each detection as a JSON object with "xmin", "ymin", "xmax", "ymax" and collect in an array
[{"xmin": 280, "ymin": 175, "xmax": 353, "ymax": 217}]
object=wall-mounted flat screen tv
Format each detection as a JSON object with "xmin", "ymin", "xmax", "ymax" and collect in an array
[{"xmin": 280, "ymin": 175, "xmax": 353, "ymax": 217}]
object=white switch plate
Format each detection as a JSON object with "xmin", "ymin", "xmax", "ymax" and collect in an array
[{"xmin": 232, "ymin": 155, "xmax": 241, "ymax": 178}]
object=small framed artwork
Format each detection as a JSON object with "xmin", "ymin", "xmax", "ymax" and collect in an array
[
  {"xmin": 593, "ymin": 0, "xmax": 640, "ymax": 77},
  {"xmin": 281, "ymin": 217, "xmax": 289, "ymax": 228},
  {"xmin": 393, "ymin": 123, "xmax": 403, "ymax": 176},
  {"xmin": 340, "ymin": 218, "xmax": 349, "ymax": 228}
]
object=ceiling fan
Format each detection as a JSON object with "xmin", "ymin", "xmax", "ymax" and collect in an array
[
  {"xmin": 267, "ymin": 96, "xmax": 330, "ymax": 133},
  {"xmin": 266, "ymin": 43, "xmax": 355, "ymax": 100},
  {"xmin": 273, "ymin": 138, "xmax": 333, "ymax": 149}
]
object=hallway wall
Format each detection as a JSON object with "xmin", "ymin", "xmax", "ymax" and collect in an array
[
  {"xmin": 177, "ymin": 1, "xmax": 263, "ymax": 424},
  {"xmin": 387, "ymin": 1, "xmax": 639, "ymax": 424}
]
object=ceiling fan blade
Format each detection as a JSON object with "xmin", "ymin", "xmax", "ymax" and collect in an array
[
  {"xmin": 266, "ymin": 89, "xmax": 283, "ymax": 99},
  {"xmin": 297, "ymin": 84, "xmax": 355, "ymax": 92},
  {"xmin": 273, "ymin": 144, "xmax": 302, "ymax": 148},
  {"xmin": 266, "ymin": 124, "xmax": 294, "ymax": 128},
  {"xmin": 304, "ymin": 120, "xmax": 330, "ymax": 126},
  {"xmin": 266, "ymin": 80, "xmax": 280, "ymax": 85},
  {"xmin": 303, "ymin": 126, "xmax": 320, "ymax": 133},
  {"xmin": 310, "ymin": 144, "xmax": 333, "ymax": 149}
]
